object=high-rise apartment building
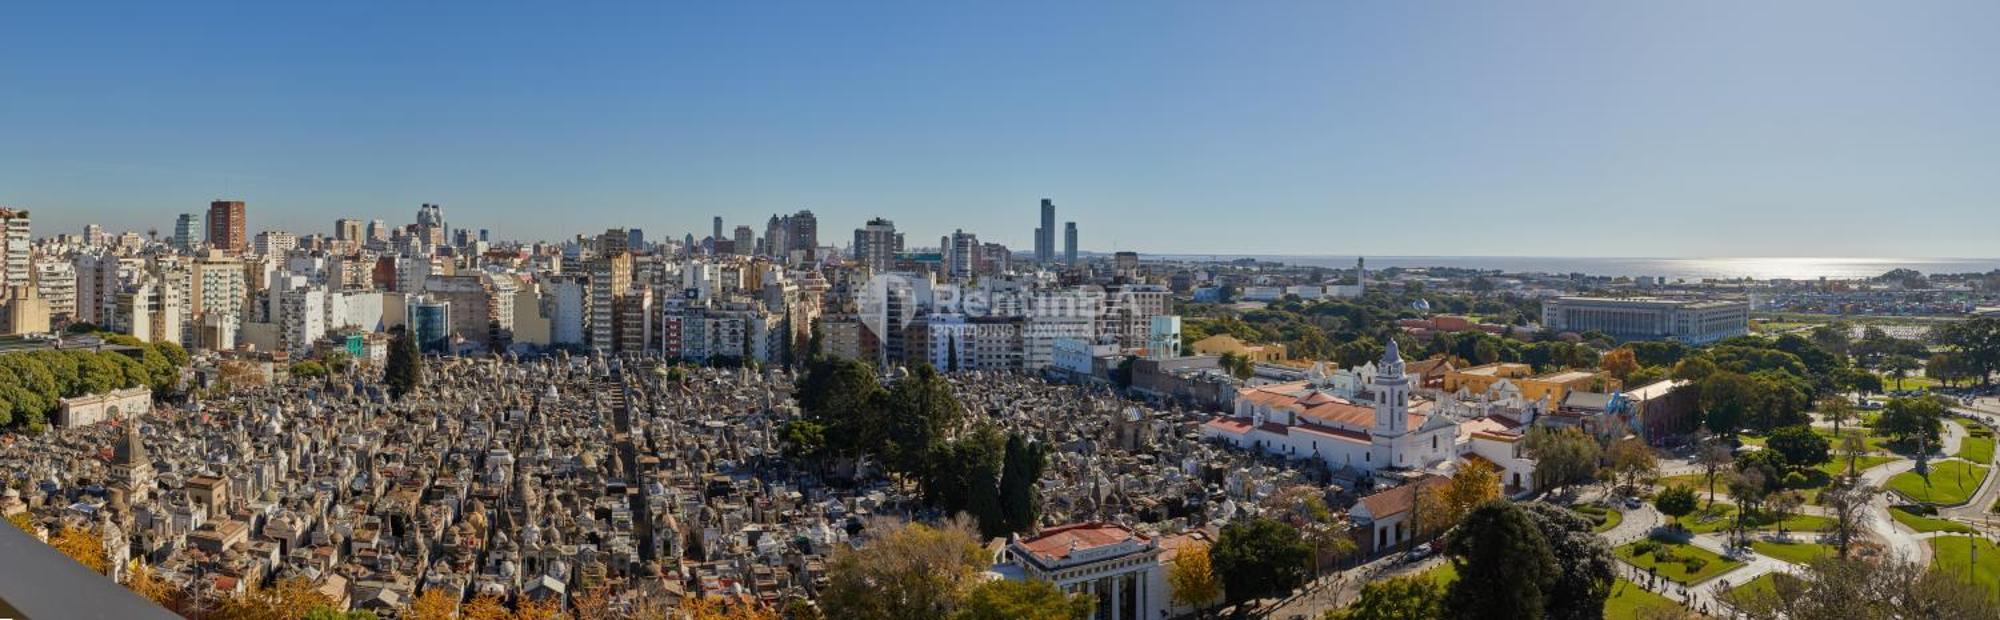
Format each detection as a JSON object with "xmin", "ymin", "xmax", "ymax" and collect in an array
[
  {"xmin": 207, "ymin": 200, "xmax": 247, "ymax": 253},
  {"xmin": 764, "ymin": 215, "xmax": 787, "ymax": 258},
  {"xmin": 335, "ymin": 218, "xmax": 365, "ymax": 243},
  {"xmin": 84, "ymin": 224, "xmax": 105, "ymax": 247},
  {"xmin": 787, "ymin": 210, "xmax": 818, "ymax": 262},
  {"xmin": 34, "ymin": 260, "xmax": 76, "ymax": 322},
  {"xmin": 733, "ymin": 226, "xmax": 755, "ymax": 256},
  {"xmin": 0, "ymin": 208, "xmax": 30, "ymax": 292},
  {"xmin": 853, "ymin": 218, "xmax": 903, "ymax": 272},
  {"xmin": 947, "ymin": 230, "xmax": 979, "ymax": 279},
  {"xmin": 1035, "ymin": 198, "xmax": 1055, "ymax": 263},
  {"xmin": 172, "ymin": 213, "xmax": 201, "ymax": 251},
  {"xmin": 255, "ymin": 230, "xmax": 298, "ymax": 257},
  {"xmin": 367, "ymin": 219, "xmax": 390, "ymax": 243},
  {"xmin": 1063, "ymin": 222, "xmax": 1078, "ymax": 267}
]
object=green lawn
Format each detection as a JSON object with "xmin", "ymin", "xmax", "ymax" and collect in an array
[
  {"xmin": 1750, "ymin": 539, "xmax": 1838, "ymax": 565},
  {"xmin": 1813, "ymin": 427, "xmax": 1898, "ymax": 455},
  {"xmin": 1677, "ymin": 504, "xmax": 1835, "ymax": 534},
  {"xmin": 1723, "ymin": 572, "xmax": 1803, "ymax": 607},
  {"xmin": 1816, "ymin": 454, "xmax": 1895, "ymax": 478},
  {"xmin": 1930, "ymin": 536, "xmax": 2000, "ymax": 593},
  {"xmin": 1956, "ymin": 422, "xmax": 1995, "ymax": 465},
  {"xmin": 1573, "ymin": 504, "xmax": 1625, "ymax": 534},
  {"xmin": 1616, "ymin": 540, "xmax": 1743, "ymax": 584},
  {"xmin": 1887, "ymin": 460, "xmax": 1991, "ymax": 505},
  {"xmin": 1880, "ymin": 373, "xmax": 1941, "ymax": 391},
  {"xmin": 1604, "ymin": 577, "xmax": 1680, "ymax": 619},
  {"xmin": 1888, "ymin": 506, "xmax": 1975, "ymax": 534}
]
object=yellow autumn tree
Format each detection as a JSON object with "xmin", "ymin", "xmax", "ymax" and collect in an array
[
  {"xmin": 570, "ymin": 588, "xmax": 613, "ymax": 620},
  {"xmin": 514, "ymin": 596, "xmax": 569, "ymax": 620},
  {"xmin": 1165, "ymin": 544, "xmax": 1222, "ymax": 612},
  {"xmin": 405, "ymin": 589, "xmax": 461, "ymax": 620},
  {"xmin": 125, "ymin": 559, "xmax": 178, "ymax": 608},
  {"xmin": 211, "ymin": 576, "xmax": 335, "ymax": 620},
  {"xmin": 680, "ymin": 596, "xmax": 779, "ymax": 620},
  {"xmin": 50, "ymin": 524, "xmax": 110, "ymax": 574},
  {"xmin": 1444, "ymin": 458, "xmax": 1501, "ymax": 520},
  {"xmin": 461, "ymin": 593, "xmax": 513, "ymax": 620}
]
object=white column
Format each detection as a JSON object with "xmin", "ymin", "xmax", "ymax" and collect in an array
[{"xmin": 1111, "ymin": 574, "xmax": 1123, "ymax": 620}]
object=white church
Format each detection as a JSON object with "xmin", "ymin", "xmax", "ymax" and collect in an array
[{"xmin": 1201, "ymin": 339, "xmax": 1538, "ymax": 494}]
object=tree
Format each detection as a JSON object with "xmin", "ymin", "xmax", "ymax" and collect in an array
[
  {"xmin": 1167, "ymin": 544, "xmax": 1223, "ymax": 613},
  {"xmin": 1694, "ymin": 439, "xmax": 1734, "ymax": 507},
  {"xmin": 882, "ymin": 363, "xmax": 965, "ymax": 478},
  {"xmin": 821, "ymin": 517, "xmax": 988, "ymax": 620},
  {"xmin": 1524, "ymin": 427, "xmax": 1600, "ymax": 492},
  {"xmin": 1698, "ymin": 371, "xmax": 1762, "ymax": 435},
  {"xmin": 1818, "ymin": 395, "xmax": 1855, "ymax": 435},
  {"xmin": 1442, "ymin": 501, "xmax": 1557, "ymax": 620},
  {"xmin": 1518, "ymin": 503, "xmax": 1614, "ymax": 620},
  {"xmin": 949, "ymin": 579, "xmax": 1092, "ymax": 620},
  {"xmin": 679, "ymin": 596, "xmax": 781, "ymax": 620},
  {"xmin": 1766, "ymin": 425, "xmax": 1832, "ymax": 468},
  {"xmin": 384, "ymin": 329, "xmax": 422, "ymax": 401},
  {"xmin": 1607, "ymin": 438, "xmax": 1658, "ymax": 493},
  {"xmin": 1766, "ymin": 490, "xmax": 1805, "ymax": 534},
  {"xmin": 1837, "ymin": 430, "xmax": 1870, "ymax": 476},
  {"xmin": 1654, "ymin": 485, "xmax": 1698, "ymax": 529},
  {"xmin": 796, "ymin": 357, "xmax": 888, "ymax": 460},
  {"xmin": 304, "ymin": 608, "xmax": 380, "ymax": 620},
  {"xmin": 997, "ymin": 433, "xmax": 1048, "ymax": 536},
  {"xmin": 1874, "ymin": 395, "xmax": 1947, "ymax": 444},
  {"xmin": 50, "ymin": 524, "xmax": 108, "ymax": 574},
  {"xmin": 404, "ymin": 589, "xmax": 460, "ymax": 620},
  {"xmin": 1933, "ymin": 316, "xmax": 2000, "ymax": 386},
  {"xmin": 1419, "ymin": 458, "xmax": 1499, "ymax": 537},
  {"xmin": 1599, "ymin": 348, "xmax": 1639, "ymax": 382},
  {"xmin": 1725, "ymin": 555, "xmax": 1995, "ymax": 620},
  {"xmin": 213, "ymin": 577, "xmax": 337, "ymax": 620},
  {"xmin": 512, "ymin": 597, "xmax": 564, "ymax": 620},
  {"xmin": 1820, "ymin": 476, "xmax": 1874, "ymax": 559},
  {"xmin": 1880, "ymin": 354, "xmax": 1920, "ymax": 390},
  {"xmin": 1671, "ymin": 356, "xmax": 1717, "ymax": 382},
  {"xmin": 1210, "ymin": 517, "xmax": 1312, "ymax": 607},
  {"xmin": 290, "ymin": 360, "xmax": 329, "ymax": 380},
  {"xmin": 125, "ymin": 559, "xmax": 177, "ymax": 609},
  {"xmin": 1328, "ymin": 576, "xmax": 1443, "ymax": 620}
]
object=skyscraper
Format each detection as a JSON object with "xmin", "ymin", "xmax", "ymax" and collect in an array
[
  {"xmin": 764, "ymin": 215, "xmax": 786, "ymax": 258},
  {"xmin": 334, "ymin": 218, "xmax": 364, "ymax": 243},
  {"xmin": 0, "ymin": 208, "xmax": 30, "ymax": 292},
  {"xmin": 787, "ymin": 210, "xmax": 818, "ymax": 261},
  {"xmin": 206, "ymin": 200, "xmax": 247, "ymax": 254},
  {"xmin": 1035, "ymin": 198, "xmax": 1055, "ymax": 263},
  {"xmin": 1063, "ymin": 221, "xmax": 1078, "ymax": 266},
  {"xmin": 712, "ymin": 216, "xmax": 724, "ymax": 248},
  {"xmin": 853, "ymin": 217, "xmax": 902, "ymax": 272},
  {"xmin": 733, "ymin": 225, "xmax": 755, "ymax": 255},
  {"xmin": 367, "ymin": 219, "xmax": 389, "ymax": 243},
  {"xmin": 172, "ymin": 213, "xmax": 201, "ymax": 251}
]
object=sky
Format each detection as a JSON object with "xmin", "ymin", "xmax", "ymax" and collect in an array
[{"xmin": 2, "ymin": 1, "xmax": 1996, "ymax": 257}]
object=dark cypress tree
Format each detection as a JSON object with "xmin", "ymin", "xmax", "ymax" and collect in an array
[
  {"xmin": 1443, "ymin": 500, "xmax": 1557, "ymax": 620},
  {"xmin": 998, "ymin": 433, "xmax": 1047, "ymax": 534},
  {"xmin": 384, "ymin": 330, "xmax": 421, "ymax": 401}
]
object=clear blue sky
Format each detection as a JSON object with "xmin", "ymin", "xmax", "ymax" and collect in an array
[{"xmin": 3, "ymin": 1, "xmax": 1995, "ymax": 257}]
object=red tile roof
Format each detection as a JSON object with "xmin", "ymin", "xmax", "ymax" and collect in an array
[{"xmin": 1016, "ymin": 523, "xmax": 1147, "ymax": 564}]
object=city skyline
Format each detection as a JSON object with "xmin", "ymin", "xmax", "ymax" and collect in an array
[{"xmin": 5, "ymin": 2, "xmax": 1998, "ymax": 257}]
